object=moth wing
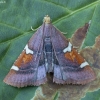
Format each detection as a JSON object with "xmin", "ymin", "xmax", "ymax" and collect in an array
[
  {"xmin": 50, "ymin": 25, "xmax": 96, "ymax": 84},
  {"xmin": 3, "ymin": 24, "xmax": 47, "ymax": 87}
]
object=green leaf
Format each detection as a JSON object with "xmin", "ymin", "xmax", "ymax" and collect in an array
[
  {"xmin": 82, "ymin": 89, "xmax": 100, "ymax": 100},
  {"xmin": 0, "ymin": 0, "xmax": 100, "ymax": 100}
]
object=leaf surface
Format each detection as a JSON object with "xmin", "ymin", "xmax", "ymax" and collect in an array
[{"xmin": 0, "ymin": 0, "xmax": 100, "ymax": 100}]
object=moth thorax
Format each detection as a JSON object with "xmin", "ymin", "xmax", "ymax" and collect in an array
[{"xmin": 43, "ymin": 15, "xmax": 50, "ymax": 23}]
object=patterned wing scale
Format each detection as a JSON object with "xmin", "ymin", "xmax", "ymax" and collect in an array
[
  {"xmin": 3, "ymin": 25, "xmax": 47, "ymax": 88},
  {"xmin": 50, "ymin": 24, "xmax": 96, "ymax": 84}
]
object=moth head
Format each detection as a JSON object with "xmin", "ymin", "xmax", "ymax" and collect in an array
[{"xmin": 43, "ymin": 15, "xmax": 51, "ymax": 24}]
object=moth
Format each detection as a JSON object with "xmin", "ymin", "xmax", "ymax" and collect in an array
[{"xmin": 3, "ymin": 15, "xmax": 96, "ymax": 88}]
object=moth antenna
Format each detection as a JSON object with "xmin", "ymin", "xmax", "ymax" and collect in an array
[
  {"xmin": 31, "ymin": 26, "xmax": 35, "ymax": 31},
  {"xmin": 31, "ymin": 26, "xmax": 39, "ymax": 31},
  {"xmin": 62, "ymin": 32, "xmax": 67, "ymax": 34}
]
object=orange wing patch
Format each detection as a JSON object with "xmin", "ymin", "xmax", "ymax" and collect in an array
[
  {"xmin": 65, "ymin": 48, "xmax": 84, "ymax": 65},
  {"xmin": 14, "ymin": 51, "xmax": 33, "ymax": 67}
]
